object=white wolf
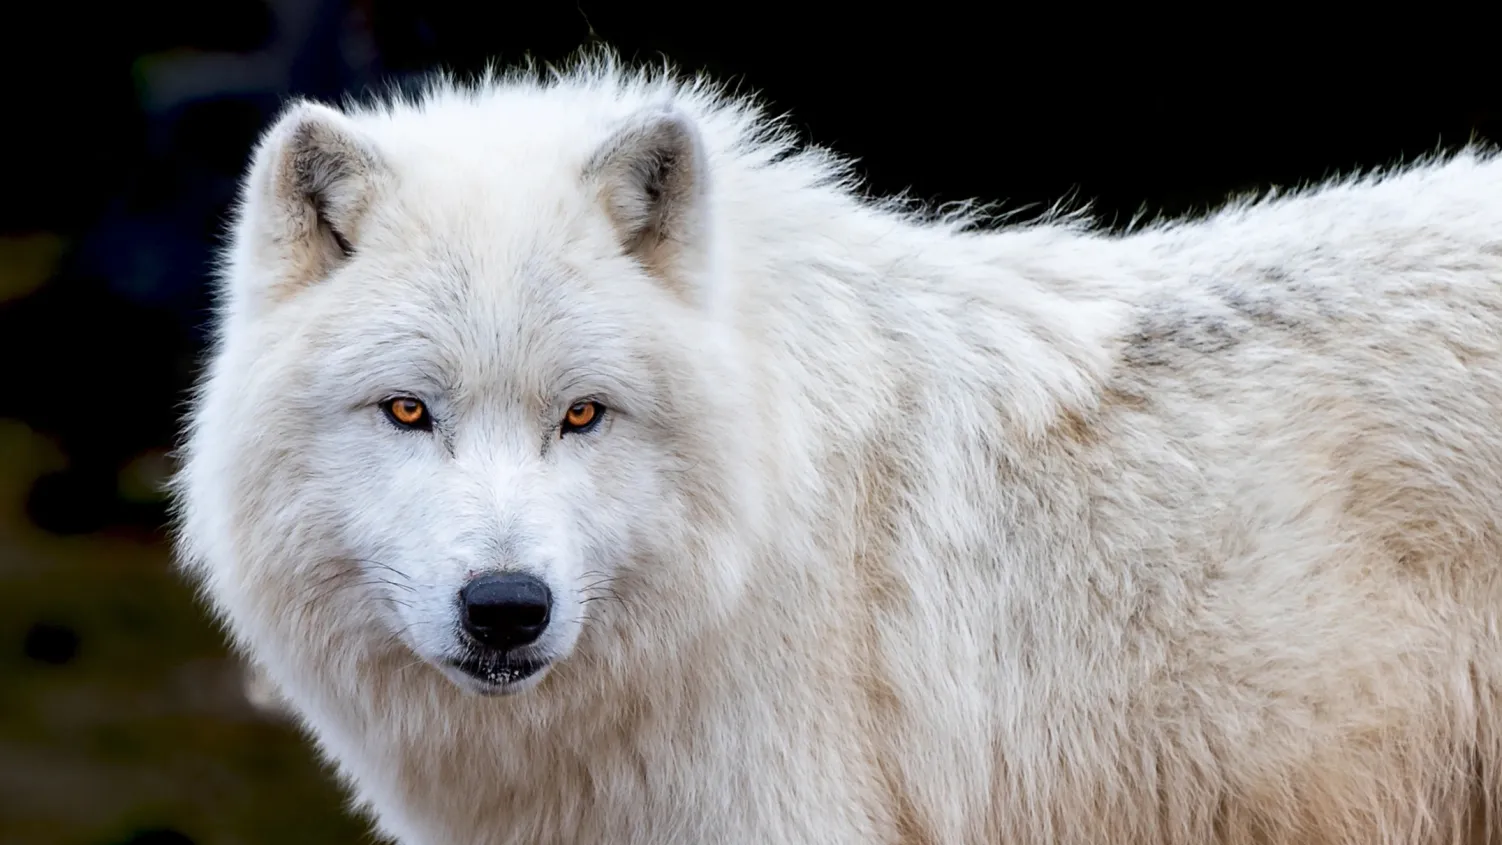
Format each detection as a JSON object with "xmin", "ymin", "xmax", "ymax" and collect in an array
[{"xmin": 172, "ymin": 53, "xmax": 1502, "ymax": 845}]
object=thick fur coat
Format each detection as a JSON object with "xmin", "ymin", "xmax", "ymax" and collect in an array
[{"xmin": 173, "ymin": 54, "xmax": 1502, "ymax": 844}]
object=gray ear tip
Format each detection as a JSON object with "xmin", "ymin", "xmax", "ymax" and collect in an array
[
  {"xmin": 283, "ymin": 97, "xmax": 346, "ymax": 122},
  {"xmin": 263, "ymin": 100, "xmax": 351, "ymax": 150},
  {"xmin": 639, "ymin": 103, "xmax": 701, "ymax": 141},
  {"xmin": 270, "ymin": 100, "xmax": 319, "ymax": 132}
]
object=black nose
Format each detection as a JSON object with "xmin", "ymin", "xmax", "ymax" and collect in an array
[{"xmin": 459, "ymin": 573, "xmax": 552, "ymax": 650}]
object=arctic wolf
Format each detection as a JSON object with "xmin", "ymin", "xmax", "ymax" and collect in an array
[{"xmin": 173, "ymin": 54, "xmax": 1502, "ymax": 845}]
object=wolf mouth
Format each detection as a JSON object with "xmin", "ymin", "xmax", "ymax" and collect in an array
[{"xmin": 446, "ymin": 655, "xmax": 547, "ymax": 691}]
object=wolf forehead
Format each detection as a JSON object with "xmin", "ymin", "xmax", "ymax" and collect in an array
[
  {"xmin": 279, "ymin": 244, "xmax": 683, "ymax": 418},
  {"xmin": 302, "ymin": 292, "xmax": 660, "ymax": 407}
]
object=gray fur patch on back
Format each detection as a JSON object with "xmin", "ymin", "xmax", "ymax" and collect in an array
[
  {"xmin": 1124, "ymin": 268, "xmax": 1338, "ymax": 369},
  {"xmin": 1208, "ymin": 267, "xmax": 1341, "ymax": 331},
  {"xmin": 1121, "ymin": 300, "xmax": 1245, "ymax": 368}
]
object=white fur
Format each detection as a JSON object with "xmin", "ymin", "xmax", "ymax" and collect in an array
[{"xmin": 172, "ymin": 52, "xmax": 1502, "ymax": 844}]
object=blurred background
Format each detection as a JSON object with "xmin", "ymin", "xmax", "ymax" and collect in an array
[{"xmin": 0, "ymin": 4, "xmax": 1496, "ymax": 843}]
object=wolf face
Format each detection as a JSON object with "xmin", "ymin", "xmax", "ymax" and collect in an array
[{"xmin": 178, "ymin": 93, "xmax": 763, "ymax": 696}]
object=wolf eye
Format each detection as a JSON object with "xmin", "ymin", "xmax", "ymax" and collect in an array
[
  {"xmin": 382, "ymin": 397, "xmax": 432, "ymax": 431},
  {"xmin": 561, "ymin": 401, "xmax": 604, "ymax": 435}
]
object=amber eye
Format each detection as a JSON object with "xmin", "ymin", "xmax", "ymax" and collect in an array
[
  {"xmin": 561, "ymin": 401, "xmax": 603, "ymax": 434},
  {"xmin": 382, "ymin": 397, "xmax": 432, "ymax": 431}
]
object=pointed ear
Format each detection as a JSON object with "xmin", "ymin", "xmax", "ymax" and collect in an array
[
  {"xmin": 585, "ymin": 105, "xmax": 712, "ymax": 294},
  {"xmin": 230, "ymin": 101, "xmax": 386, "ymax": 305}
]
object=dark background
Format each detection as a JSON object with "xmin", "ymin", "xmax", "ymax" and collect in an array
[{"xmin": 0, "ymin": 3, "xmax": 1496, "ymax": 843}]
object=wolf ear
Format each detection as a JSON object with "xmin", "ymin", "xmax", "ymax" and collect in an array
[
  {"xmin": 586, "ymin": 106, "xmax": 712, "ymax": 293},
  {"xmin": 232, "ymin": 101, "xmax": 385, "ymax": 304}
]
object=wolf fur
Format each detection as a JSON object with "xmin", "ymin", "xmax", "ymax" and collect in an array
[{"xmin": 172, "ymin": 53, "xmax": 1502, "ymax": 844}]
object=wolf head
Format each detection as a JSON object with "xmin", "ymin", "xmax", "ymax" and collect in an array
[{"xmin": 174, "ymin": 74, "xmax": 770, "ymax": 698}]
